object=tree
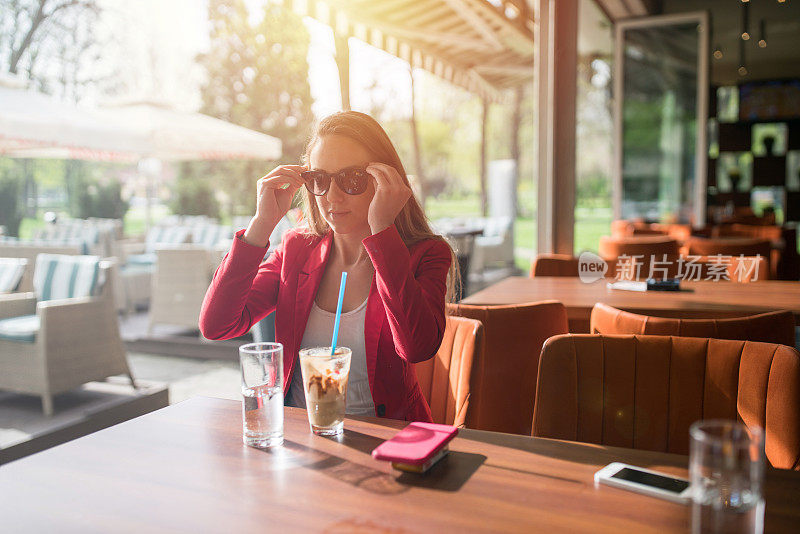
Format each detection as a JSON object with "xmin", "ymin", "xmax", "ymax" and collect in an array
[
  {"xmin": 195, "ymin": 0, "xmax": 314, "ymax": 217},
  {"xmin": 1, "ymin": 0, "xmax": 115, "ymax": 222},
  {"xmin": 0, "ymin": 0, "xmax": 105, "ymax": 99}
]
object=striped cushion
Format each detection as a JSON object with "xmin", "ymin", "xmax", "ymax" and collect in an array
[
  {"xmin": 145, "ymin": 226, "xmax": 190, "ymax": 252},
  {"xmin": 34, "ymin": 225, "xmax": 98, "ymax": 250},
  {"xmin": 0, "ymin": 314, "xmax": 39, "ymax": 343},
  {"xmin": 33, "ymin": 254, "xmax": 101, "ymax": 301},
  {"xmin": 0, "ymin": 258, "xmax": 27, "ymax": 293},
  {"xmin": 126, "ymin": 253, "xmax": 157, "ymax": 266},
  {"xmin": 192, "ymin": 225, "xmax": 234, "ymax": 249},
  {"xmin": 0, "ymin": 236, "xmax": 89, "ymax": 254}
]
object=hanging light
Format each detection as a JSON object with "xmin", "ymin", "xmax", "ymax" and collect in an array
[
  {"xmin": 738, "ymin": 38, "xmax": 748, "ymax": 76},
  {"xmin": 713, "ymin": 44, "xmax": 723, "ymax": 59},
  {"xmin": 758, "ymin": 19, "xmax": 767, "ymax": 47},
  {"xmin": 741, "ymin": 2, "xmax": 750, "ymax": 40}
]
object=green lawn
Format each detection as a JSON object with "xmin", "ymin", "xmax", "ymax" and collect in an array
[{"xmin": 18, "ymin": 217, "xmax": 48, "ymax": 239}]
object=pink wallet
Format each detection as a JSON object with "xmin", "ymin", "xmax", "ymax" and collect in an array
[{"xmin": 371, "ymin": 422, "xmax": 458, "ymax": 472}]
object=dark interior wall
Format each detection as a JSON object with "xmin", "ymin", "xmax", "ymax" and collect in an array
[{"xmin": 660, "ymin": 0, "xmax": 800, "ymax": 85}]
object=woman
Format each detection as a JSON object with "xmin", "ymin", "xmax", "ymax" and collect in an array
[{"xmin": 199, "ymin": 111, "xmax": 457, "ymax": 422}]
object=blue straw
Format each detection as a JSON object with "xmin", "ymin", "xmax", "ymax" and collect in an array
[{"xmin": 330, "ymin": 271, "xmax": 348, "ymax": 355}]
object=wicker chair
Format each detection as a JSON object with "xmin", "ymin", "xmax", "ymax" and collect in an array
[
  {"xmin": 148, "ymin": 246, "xmax": 217, "ymax": 333},
  {"xmin": 0, "ymin": 255, "xmax": 135, "ymax": 415},
  {"xmin": 0, "ymin": 258, "xmax": 28, "ymax": 293}
]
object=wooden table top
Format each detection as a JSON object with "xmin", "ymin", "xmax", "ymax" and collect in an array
[
  {"xmin": 1, "ymin": 397, "xmax": 798, "ymax": 533},
  {"xmin": 462, "ymin": 276, "xmax": 800, "ymax": 321}
]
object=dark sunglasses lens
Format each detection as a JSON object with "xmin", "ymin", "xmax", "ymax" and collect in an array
[
  {"xmin": 301, "ymin": 171, "xmax": 329, "ymax": 195},
  {"xmin": 338, "ymin": 168, "xmax": 368, "ymax": 195}
]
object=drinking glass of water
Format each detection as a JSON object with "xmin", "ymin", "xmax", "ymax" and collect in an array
[
  {"xmin": 239, "ymin": 342, "xmax": 283, "ymax": 448},
  {"xmin": 689, "ymin": 420, "xmax": 765, "ymax": 534}
]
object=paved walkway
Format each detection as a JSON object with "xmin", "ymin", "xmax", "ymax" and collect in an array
[{"xmin": 127, "ymin": 352, "xmax": 240, "ymax": 404}]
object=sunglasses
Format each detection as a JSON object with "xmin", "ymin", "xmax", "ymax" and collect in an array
[{"xmin": 301, "ymin": 166, "xmax": 370, "ymax": 196}]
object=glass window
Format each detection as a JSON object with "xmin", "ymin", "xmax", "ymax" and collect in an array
[{"xmin": 574, "ymin": 0, "xmax": 613, "ymax": 254}]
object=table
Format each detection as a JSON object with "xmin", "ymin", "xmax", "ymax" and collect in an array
[
  {"xmin": 462, "ymin": 276, "xmax": 800, "ymax": 332},
  {"xmin": 1, "ymin": 397, "xmax": 798, "ymax": 532}
]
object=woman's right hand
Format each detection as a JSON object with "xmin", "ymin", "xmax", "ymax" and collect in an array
[{"xmin": 244, "ymin": 165, "xmax": 305, "ymax": 248}]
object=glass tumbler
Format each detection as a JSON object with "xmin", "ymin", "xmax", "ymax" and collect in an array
[
  {"xmin": 689, "ymin": 420, "xmax": 765, "ymax": 534},
  {"xmin": 239, "ymin": 342, "xmax": 284, "ymax": 448}
]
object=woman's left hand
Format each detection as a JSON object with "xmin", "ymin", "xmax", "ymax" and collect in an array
[{"xmin": 366, "ymin": 162, "xmax": 412, "ymax": 234}]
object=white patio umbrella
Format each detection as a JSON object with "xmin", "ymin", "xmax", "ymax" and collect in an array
[
  {"xmin": 1, "ymin": 92, "xmax": 281, "ymax": 162},
  {"xmin": 95, "ymin": 102, "xmax": 282, "ymax": 161},
  {"xmin": 0, "ymin": 80, "xmax": 282, "ymax": 227},
  {"xmin": 0, "ymin": 85, "xmax": 144, "ymax": 161}
]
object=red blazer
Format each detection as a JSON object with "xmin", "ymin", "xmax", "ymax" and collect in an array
[{"xmin": 199, "ymin": 225, "xmax": 451, "ymax": 422}]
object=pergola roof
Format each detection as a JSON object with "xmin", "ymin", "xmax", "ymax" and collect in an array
[{"xmin": 288, "ymin": 0, "xmax": 534, "ymax": 100}]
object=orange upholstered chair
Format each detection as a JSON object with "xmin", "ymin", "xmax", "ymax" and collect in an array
[
  {"xmin": 599, "ymin": 236, "xmax": 681, "ymax": 279},
  {"xmin": 599, "ymin": 235, "xmax": 681, "ymax": 259},
  {"xmin": 590, "ymin": 303, "xmax": 796, "ymax": 347},
  {"xmin": 415, "ymin": 315, "xmax": 483, "ymax": 427},
  {"xmin": 448, "ymin": 300, "xmax": 569, "ymax": 435},
  {"xmin": 530, "ymin": 254, "xmax": 579, "ymax": 277},
  {"xmin": 685, "ymin": 254, "xmax": 769, "ymax": 281},
  {"xmin": 533, "ymin": 334, "xmax": 800, "ymax": 470},
  {"xmin": 715, "ymin": 225, "xmax": 799, "ymax": 281},
  {"xmin": 686, "ymin": 237, "xmax": 773, "ymax": 278}
]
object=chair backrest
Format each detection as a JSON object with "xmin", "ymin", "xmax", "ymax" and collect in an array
[
  {"xmin": 598, "ymin": 235, "xmax": 680, "ymax": 260},
  {"xmin": 533, "ymin": 334, "xmax": 800, "ymax": 470},
  {"xmin": 691, "ymin": 254, "xmax": 770, "ymax": 281},
  {"xmin": 716, "ymin": 224, "xmax": 782, "ymax": 241},
  {"xmin": 415, "ymin": 315, "xmax": 483, "ymax": 427},
  {"xmin": 590, "ymin": 303, "xmax": 796, "ymax": 347},
  {"xmin": 145, "ymin": 226, "xmax": 192, "ymax": 253},
  {"xmin": 191, "ymin": 225, "xmax": 234, "ymax": 250},
  {"xmin": 686, "ymin": 237, "xmax": 771, "ymax": 260},
  {"xmin": 447, "ymin": 300, "xmax": 569, "ymax": 435},
  {"xmin": 530, "ymin": 254, "xmax": 579, "ymax": 277},
  {"xmin": 0, "ymin": 257, "xmax": 27, "ymax": 293},
  {"xmin": 600, "ymin": 236, "xmax": 682, "ymax": 279},
  {"xmin": 33, "ymin": 254, "xmax": 102, "ymax": 301}
]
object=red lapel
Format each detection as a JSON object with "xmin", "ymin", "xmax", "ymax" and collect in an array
[
  {"xmin": 293, "ymin": 231, "xmax": 333, "ymax": 353},
  {"xmin": 364, "ymin": 273, "xmax": 384, "ymax": 399}
]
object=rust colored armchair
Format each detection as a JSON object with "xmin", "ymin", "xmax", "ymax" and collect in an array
[
  {"xmin": 599, "ymin": 236, "xmax": 681, "ymax": 279},
  {"xmin": 530, "ymin": 254, "xmax": 579, "ymax": 277},
  {"xmin": 590, "ymin": 303, "xmax": 796, "ymax": 348},
  {"xmin": 448, "ymin": 300, "xmax": 569, "ymax": 435},
  {"xmin": 599, "ymin": 235, "xmax": 680, "ymax": 259},
  {"xmin": 533, "ymin": 334, "xmax": 800, "ymax": 470},
  {"xmin": 415, "ymin": 315, "xmax": 483, "ymax": 427},
  {"xmin": 685, "ymin": 237, "xmax": 773, "ymax": 278}
]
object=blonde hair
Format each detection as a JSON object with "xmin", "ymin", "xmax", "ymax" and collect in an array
[{"xmin": 300, "ymin": 111, "xmax": 460, "ymax": 302}]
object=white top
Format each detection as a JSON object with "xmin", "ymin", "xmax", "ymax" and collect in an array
[{"xmin": 286, "ymin": 297, "xmax": 375, "ymax": 416}]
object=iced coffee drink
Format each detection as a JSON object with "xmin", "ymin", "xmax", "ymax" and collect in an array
[{"xmin": 298, "ymin": 347, "xmax": 351, "ymax": 436}]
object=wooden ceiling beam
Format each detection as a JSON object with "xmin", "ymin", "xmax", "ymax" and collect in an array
[
  {"xmin": 473, "ymin": 63, "xmax": 534, "ymax": 76},
  {"xmin": 441, "ymin": 0, "xmax": 506, "ymax": 50}
]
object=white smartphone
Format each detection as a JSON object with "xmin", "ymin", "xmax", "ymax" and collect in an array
[{"xmin": 594, "ymin": 462, "xmax": 692, "ymax": 504}]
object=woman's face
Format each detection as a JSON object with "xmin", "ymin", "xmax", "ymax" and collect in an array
[{"xmin": 308, "ymin": 135, "xmax": 376, "ymax": 235}]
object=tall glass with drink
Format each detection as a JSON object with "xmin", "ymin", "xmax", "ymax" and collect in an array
[
  {"xmin": 689, "ymin": 420, "xmax": 765, "ymax": 534},
  {"xmin": 298, "ymin": 346, "xmax": 351, "ymax": 436},
  {"xmin": 239, "ymin": 342, "xmax": 284, "ymax": 448}
]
